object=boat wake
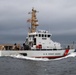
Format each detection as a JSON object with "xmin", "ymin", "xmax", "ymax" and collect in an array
[
  {"xmin": 10, "ymin": 55, "xmax": 49, "ymax": 61},
  {"xmin": 9, "ymin": 52, "xmax": 76, "ymax": 61}
]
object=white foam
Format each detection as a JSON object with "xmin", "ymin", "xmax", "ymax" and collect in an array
[
  {"xmin": 10, "ymin": 52, "xmax": 76, "ymax": 61},
  {"xmin": 10, "ymin": 54, "xmax": 49, "ymax": 61}
]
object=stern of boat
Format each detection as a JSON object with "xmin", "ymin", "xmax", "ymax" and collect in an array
[{"xmin": 68, "ymin": 49, "xmax": 75, "ymax": 54}]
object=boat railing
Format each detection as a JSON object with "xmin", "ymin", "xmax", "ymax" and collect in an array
[{"xmin": 61, "ymin": 43, "xmax": 76, "ymax": 49}]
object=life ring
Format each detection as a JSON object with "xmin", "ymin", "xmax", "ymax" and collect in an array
[{"xmin": 36, "ymin": 44, "xmax": 42, "ymax": 49}]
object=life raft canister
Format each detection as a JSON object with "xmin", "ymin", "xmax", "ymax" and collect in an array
[{"xmin": 36, "ymin": 44, "xmax": 42, "ymax": 49}]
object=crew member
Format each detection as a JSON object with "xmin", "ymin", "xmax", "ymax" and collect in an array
[{"xmin": 12, "ymin": 43, "xmax": 18, "ymax": 50}]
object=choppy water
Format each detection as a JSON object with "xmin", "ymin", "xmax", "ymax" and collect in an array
[{"xmin": 0, "ymin": 52, "xmax": 76, "ymax": 75}]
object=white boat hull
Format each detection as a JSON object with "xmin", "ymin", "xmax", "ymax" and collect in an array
[{"xmin": 0, "ymin": 49, "xmax": 75, "ymax": 59}]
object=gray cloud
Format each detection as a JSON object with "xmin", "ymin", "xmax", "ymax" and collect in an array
[{"xmin": 0, "ymin": 0, "xmax": 76, "ymax": 43}]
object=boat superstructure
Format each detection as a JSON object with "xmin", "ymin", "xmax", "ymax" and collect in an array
[
  {"xmin": 0, "ymin": 8, "xmax": 75, "ymax": 59},
  {"xmin": 26, "ymin": 8, "xmax": 61, "ymax": 50}
]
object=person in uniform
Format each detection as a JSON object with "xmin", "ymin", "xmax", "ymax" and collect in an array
[
  {"xmin": 12, "ymin": 43, "xmax": 18, "ymax": 50},
  {"xmin": 1, "ymin": 45, "xmax": 5, "ymax": 50}
]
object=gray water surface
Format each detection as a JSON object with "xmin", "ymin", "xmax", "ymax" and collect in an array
[{"xmin": 0, "ymin": 56, "xmax": 76, "ymax": 75}]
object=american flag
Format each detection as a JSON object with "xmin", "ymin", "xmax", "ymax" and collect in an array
[{"xmin": 27, "ymin": 19, "xmax": 31, "ymax": 22}]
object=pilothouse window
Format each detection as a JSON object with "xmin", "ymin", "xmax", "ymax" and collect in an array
[
  {"xmin": 45, "ymin": 35, "xmax": 46, "ymax": 37},
  {"xmin": 48, "ymin": 35, "xmax": 50, "ymax": 37},
  {"xmin": 42, "ymin": 34, "xmax": 44, "ymax": 37},
  {"xmin": 39, "ymin": 34, "xmax": 41, "ymax": 37}
]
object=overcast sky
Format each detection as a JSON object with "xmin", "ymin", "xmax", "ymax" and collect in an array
[{"xmin": 0, "ymin": 0, "xmax": 76, "ymax": 44}]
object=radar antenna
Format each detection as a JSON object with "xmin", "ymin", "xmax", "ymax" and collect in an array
[{"xmin": 27, "ymin": 8, "xmax": 39, "ymax": 33}]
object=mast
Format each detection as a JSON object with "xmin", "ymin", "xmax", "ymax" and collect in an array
[{"xmin": 28, "ymin": 8, "xmax": 39, "ymax": 33}]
